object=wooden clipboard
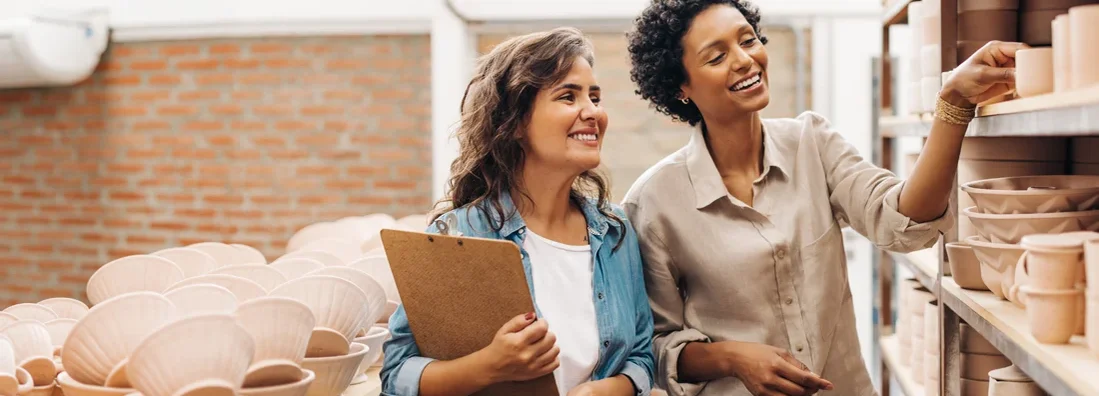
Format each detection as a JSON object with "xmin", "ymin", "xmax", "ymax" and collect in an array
[{"xmin": 380, "ymin": 229, "xmax": 559, "ymax": 396}]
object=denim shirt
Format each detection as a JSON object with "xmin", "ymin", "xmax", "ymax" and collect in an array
[{"xmin": 380, "ymin": 193, "xmax": 655, "ymax": 395}]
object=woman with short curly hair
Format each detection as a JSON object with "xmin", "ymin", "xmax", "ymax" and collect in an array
[{"xmin": 622, "ymin": 1, "xmax": 1021, "ymax": 395}]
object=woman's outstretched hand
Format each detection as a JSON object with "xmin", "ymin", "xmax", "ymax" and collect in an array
[{"xmin": 941, "ymin": 41, "xmax": 1028, "ymax": 107}]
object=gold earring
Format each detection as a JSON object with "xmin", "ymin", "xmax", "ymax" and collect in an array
[{"xmin": 680, "ymin": 97, "xmax": 690, "ymax": 104}]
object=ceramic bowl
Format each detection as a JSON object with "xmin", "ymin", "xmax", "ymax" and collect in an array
[
  {"xmin": 300, "ymin": 343, "xmax": 368, "ymax": 396},
  {"xmin": 967, "ymin": 236, "xmax": 1027, "ymax": 299},
  {"xmin": 62, "ymin": 292, "xmax": 178, "ymax": 387},
  {"xmin": 163, "ymin": 284, "xmax": 239, "ymax": 316},
  {"xmin": 1020, "ymin": 286, "xmax": 1083, "ymax": 344},
  {"xmin": 56, "ymin": 371, "xmax": 132, "ymax": 396},
  {"xmin": 297, "ymin": 239, "xmax": 360, "ymax": 265},
  {"xmin": 0, "ymin": 367, "xmax": 35, "ymax": 396},
  {"xmin": 240, "ymin": 368, "xmax": 314, "ymax": 396},
  {"xmin": 352, "ymin": 326, "xmax": 389, "ymax": 372},
  {"xmin": 963, "ymin": 206, "xmax": 1099, "ymax": 244},
  {"xmin": 0, "ymin": 314, "xmax": 16, "ymax": 329},
  {"xmin": 22, "ymin": 381, "xmax": 55, "ymax": 396},
  {"xmin": 37, "ymin": 298, "xmax": 89, "ymax": 321},
  {"xmin": 961, "ymin": 378, "xmax": 990, "ymax": 396},
  {"xmin": 187, "ymin": 242, "xmax": 243, "ymax": 269},
  {"xmin": 961, "ymin": 175, "xmax": 1099, "ymax": 214},
  {"xmin": 0, "ymin": 335, "xmax": 15, "ymax": 376},
  {"xmin": 346, "ymin": 256, "xmax": 400, "ymax": 304},
  {"xmin": 44, "ymin": 318, "xmax": 77, "ymax": 350},
  {"xmin": 0, "ymin": 321, "xmax": 55, "ymax": 385},
  {"xmin": 232, "ymin": 244, "xmax": 268, "ymax": 265},
  {"xmin": 273, "ymin": 251, "xmax": 343, "ymax": 269},
  {"xmin": 396, "ymin": 215, "xmax": 427, "ymax": 230},
  {"xmin": 285, "ymin": 222, "xmax": 338, "ymax": 254},
  {"xmin": 960, "ymin": 324, "xmax": 1000, "ymax": 355},
  {"xmin": 378, "ymin": 301, "xmax": 398, "ymax": 324},
  {"xmin": 128, "ymin": 314, "xmax": 254, "ymax": 396},
  {"xmin": 961, "ymin": 352, "xmax": 1011, "ymax": 381},
  {"xmin": 269, "ymin": 258, "xmax": 326, "ymax": 281},
  {"xmin": 166, "ymin": 274, "xmax": 267, "ymax": 302},
  {"xmin": 86, "ymin": 255, "xmax": 185, "ymax": 305},
  {"xmin": 947, "ymin": 242, "xmax": 989, "ymax": 290},
  {"xmin": 269, "ymin": 276, "xmax": 370, "ymax": 358},
  {"xmin": 234, "ymin": 297, "xmax": 316, "ymax": 388},
  {"xmin": 211, "ymin": 265, "xmax": 288, "ymax": 292},
  {"xmin": 305, "ymin": 267, "xmax": 387, "ymax": 327},
  {"xmin": 2, "ymin": 304, "xmax": 57, "ymax": 324},
  {"xmin": 150, "ymin": 247, "xmax": 218, "ymax": 278}
]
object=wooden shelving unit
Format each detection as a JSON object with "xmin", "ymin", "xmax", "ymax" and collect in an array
[
  {"xmin": 881, "ymin": 334, "xmax": 926, "ymax": 396},
  {"xmin": 890, "ymin": 248, "xmax": 938, "ymax": 293}
]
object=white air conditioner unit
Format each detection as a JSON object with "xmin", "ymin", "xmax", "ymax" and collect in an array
[{"xmin": 0, "ymin": 8, "xmax": 109, "ymax": 89}]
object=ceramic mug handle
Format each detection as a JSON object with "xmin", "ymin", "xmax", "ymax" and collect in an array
[
  {"xmin": 14, "ymin": 367, "xmax": 31, "ymax": 394},
  {"xmin": 1010, "ymin": 252, "xmax": 1030, "ymax": 308}
]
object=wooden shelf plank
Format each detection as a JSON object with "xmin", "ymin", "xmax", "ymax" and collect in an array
[
  {"xmin": 344, "ymin": 368, "xmax": 382, "ymax": 396},
  {"xmin": 939, "ymin": 278, "xmax": 1099, "ymax": 396},
  {"xmin": 882, "ymin": 334, "xmax": 926, "ymax": 396},
  {"xmin": 891, "ymin": 247, "xmax": 938, "ymax": 293},
  {"xmin": 882, "ymin": 0, "xmax": 912, "ymax": 26},
  {"xmin": 969, "ymin": 86, "xmax": 1099, "ymax": 137}
]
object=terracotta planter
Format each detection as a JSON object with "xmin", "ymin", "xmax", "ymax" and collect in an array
[
  {"xmin": 1054, "ymin": 14, "xmax": 1072, "ymax": 91},
  {"xmin": 948, "ymin": 242, "xmax": 990, "ymax": 290},
  {"xmin": 959, "ymin": 0, "xmax": 1020, "ymax": 12},
  {"xmin": 1021, "ymin": 10, "xmax": 1062, "ymax": 45},
  {"xmin": 960, "ymin": 175, "xmax": 1099, "ymax": 214},
  {"xmin": 1016, "ymin": 48, "xmax": 1055, "ymax": 97},
  {"xmin": 1070, "ymin": 5, "xmax": 1099, "ymax": 89},
  {"xmin": 959, "ymin": 10, "xmax": 1020, "ymax": 41},
  {"xmin": 962, "ymin": 378, "xmax": 991, "ymax": 396},
  {"xmin": 960, "ymin": 323, "xmax": 1000, "ymax": 355},
  {"xmin": 1020, "ymin": 286, "xmax": 1084, "ymax": 343},
  {"xmin": 962, "ymin": 206, "xmax": 1099, "ymax": 244},
  {"xmin": 961, "ymin": 352, "xmax": 1011, "ymax": 381},
  {"xmin": 958, "ymin": 40, "xmax": 988, "ymax": 62},
  {"xmin": 967, "ymin": 236, "xmax": 1027, "ymax": 299},
  {"xmin": 922, "ymin": 45, "xmax": 943, "ymax": 78}
]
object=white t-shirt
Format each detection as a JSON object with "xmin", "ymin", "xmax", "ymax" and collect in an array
[{"xmin": 523, "ymin": 229, "xmax": 599, "ymax": 395}]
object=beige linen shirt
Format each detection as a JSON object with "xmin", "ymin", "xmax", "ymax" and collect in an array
[{"xmin": 621, "ymin": 112, "xmax": 953, "ymax": 396}]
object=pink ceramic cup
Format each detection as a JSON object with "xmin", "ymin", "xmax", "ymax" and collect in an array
[
  {"xmin": 1016, "ymin": 48, "xmax": 1055, "ymax": 97},
  {"xmin": 1021, "ymin": 286, "xmax": 1083, "ymax": 344},
  {"xmin": 1054, "ymin": 14, "xmax": 1072, "ymax": 91},
  {"xmin": 1070, "ymin": 5, "xmax": 1099, "ymax": 89},
  {"xmin": 1022, "ymin": 246, "xmax": 1084, "ymax": 290}
]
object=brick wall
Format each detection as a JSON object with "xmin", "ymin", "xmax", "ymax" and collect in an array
[{"xmin": 0, "ymin": 36, "xmax": 433, "ymax": 305}]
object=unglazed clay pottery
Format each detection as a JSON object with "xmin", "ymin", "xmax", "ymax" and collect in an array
[
  {"xmin": 297, "ymin": 239, "xmax": 360, "ymax": 266},
  {"xmin": 44, "ymin": 318, "xmax": 76, "ymax": 350},
  {"xmin": 86, "ymin": 255, "xmax": 185, "ymax": 306},
  {"xmin": 912, "ymin": 335, "xmax": 926, "ymax": 385},
  {"xmin": 967, "ymin": 236, "xmax": 1027, "ymax": 298},
  {"xmin": 165, "ymin": 274, "xmax": 267, "ymax": 302},
  {"xmin": 269, "ymin": 259, "xmax": 326, "ymax": 281},
  {"xmin": 1010, "ymin": 252, "xmax": 1033, "ymax": 307},
  {"xmin": 1015, "ymin": 48, "xmax": 1055, "ymax": 97},
  {"xmin": 300, "ymin": 342, "xmax": 368, "ymax": 396},
  {"xmin": 1070, "ymin": 5, "xmax": 1099, "ymax": 88},
  {"xmin": 1087, "ymin": 292, "xmax": 1099, "ymax": 355},
  {"xmin": 0, "ymin": 367, "xmax": 34, "ymax": 396},
  {"xmin": 128, "ymin": 314, "xmax": 254, "ymax": 396},
  {"xmin": 350, "ymin": 326, "xmax": 388, "ymax": 383},
  {"xmin": 961, "ymin": 175, "xmax": 1099, "ymax": 214},
  {"xmin": 963, "ymin": 206, "xmax": 1099, "ymax": 244},
  {"xmin": 210, "ymin": 265, "xmax": 288, "ymax": 293},
  {"xmin": 56, "ymin": 371, "xmax": 132, "ymax": 396},
  {"xmin": 961, "ymin": 352, "xmax": 1011, "ymax": 381},
  {"xmin": 1020, "ymin": 233, "xmax": 1086, "ymax": 289},
  {"xmin": 922, "ymin": 45, "xmax": 942, "ymax": 78},
  {"xmin": 958, "ymin": 10, "xmax": 1020, "ymax": 41},
  {"xmin": 24, "ymin": 381, "xmax": 55, "ymax": 396},
  {"xmin": 150, "ymin": 248, "xmax": 217, "ymax": 279},
  {"xmin": 1054, "ymin": 14, "xmax": 1072, "ymax": 91},
  {"xmin": 234, "ymin": 297, "xmax": 315, "ymax": 388},
  {"xmin": 1087, "ymin": 238, "xmax": 1099, "ymax": 291},
  {"xmin": 948, "ymin": 242, "xmax": 989, "ymax": 290},
  {"xmin": 37, "ymin": 298, "xmax": 88, "ymax": 321},
  {"xmin": 163, "ymin": 284, "xmax": 238, "ymax": 316},
  {"xmin": 960, "ymin": 323, "xmax": 1000, "ymax": 355},
  {"xmin": 959, "ymin": 0, "xmax": 1019, "ymax": 11},
  {"xmin": 272, "ymin": 251, "xmax": 343, "ymax": 269},
  {"xmin": 240, "ymin": 368, "xmax": 314, "ymax": 396},
  {"xmin": 62, "ymin": 293, "xmax": 178, "ymax": 387},
  {"xmin": 305, "ymin": 267, "xmax": 387, "ymax": 327},
  {"xmin": 232, "ymin": 244, "xmax": 268, "ymax": 265},
  {"xmin": 923, "ymin": 14, "xmax": 941, "ymax": 46},
  {"xmin": 962, "ymin": 378, "xmax": 991, "ymax": 396},
  {"xmin": 346, "ymin": 256, "xmax": 400, "ymax": 304},
  {"xmin": 0, "ymin": 321, "xmax": 55, "ymax": 385},
  {"xmin": 1, "ymin": 305, "xmax": 56, "ymax": 324},
  {"xmin": 0, "ymin": 315, "xmax": 15, "ymax": 329},
  {"xmin": 187, "ymin": 242, "xmax": 242, "ymax": 268},
  {"xmin": 1020, "ymin": 285, "xmax": 1083, "ymax": 343},
  {"xmin": 269, "ymin": 276, "xmax": 370, "ymax": 359}
]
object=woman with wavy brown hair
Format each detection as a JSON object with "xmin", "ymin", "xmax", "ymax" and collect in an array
[{"xmin": 380, "ymin": 27, "xmax": 656, "ymax": 396}]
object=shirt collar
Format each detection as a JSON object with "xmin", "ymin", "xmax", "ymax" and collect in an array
[
  {"xmin": 685, "ymin": 120, "xmax": 790, "ymax": 209},
  {"xmin": 486, "ymin": 191, "xmax": 615, "ymax": 238}
]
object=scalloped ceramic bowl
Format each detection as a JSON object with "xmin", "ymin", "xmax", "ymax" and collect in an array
[
  {"xmin": 0, "ymin": 335, "xmax": 15, "ymax": 376},
  {"xmin": 232, "ymin": 244, "xmax": 268, "ymax": 265},
  {"xmin": 304, "ymin": 267, "xmax": 387, "ymax": 327},
  {"xmin": 22, "ymin": 381, "xmax": 55, "ymax": 396},
  {"xmin": 966, "ymin": 236, "xmax": 1027, "ymax": 299},
  {"xmin": 164, "ymin": 284, "xmax": 239, "ymax": 316},
  {"xmin": 298, "ymin": 239, "xmax": 360, "ymax": 265},
  {"xmin": 128, "ymin": 314, "xmax": 254, "ymax": 396},
  {"xmin": 351, "ymin": 326, "xmax": 389, "ymax": 378},
  {"xmin": 234, "ymin": 297, "xmax": 315, "ymax": 388},
  {"xmin": 961, "ymin": 175, "xmax": 1099, "ymax": 214},
  {"xmin": 166, "ymin": 274, "xmax": 267, "ymax": 302},
  {"xmin": 62, "ymin": 292, "xmax": 178, "ymax": 387},
  {"xmin": 187, "ymin": 242, "xmax": 242, "ymax": 269},
  {"xmin": 269, "ymin": 259, "xmax": 325, "ymax": 281},
  {"xmin": 240, "ymin": 368, "xmax": 314, "ymax": 396},
  {"xmin": 44, "ymin": 319, "xmax": 77, "ymax": 350},
  {"xmin": 151, "ymin": 248, "xmax": 218, "ymax": 279},
  {"xmin": 37, "ymin": 298, "xmax": 88, "ymax": 321},
  {"xmin": 285, "ymin": 222, "xmax": 338, "ymax": 253},
  {"xmin": 1, "ymin": 321, "xmax": 57, "ymax": 386},
  {"xmin": 211, "ymin": 265, "xmax": 288, "ymax": 292},
  {"xmin": 0, "ymin": 314, "xmax": 16, "ymax": 329},
  {"xmin": 56, "ymin": 371, "xmax": 132, "ymax": 396},
  {"xmin": 379, "ymin": 301, "xmax": 398, "ymax": 324},
  {"xmin": 2, "ymin": 304, "xmax": 57, "ymax": 324},
  {"xmin": 269, "ymin": 276, "xmax": 369, "ymax": 358},
  {"xmin": 359, "ymin": 224, "xmax": 414, "ymax": 254},
  {"xmin": 273, "ymin": 251, "xmax": 343, "ymax": 269},
  {"xmin": 300, "ymin": 343, "xmax": 367, "ymax": 396},
  {"xmin": 963, "ymin": 206, "xmax": 1099, "ymax": 244},
  {"xmin": 346, "ymin": 256, "xmax": 400, "ymax": 304},
  {"xmin": 86, "ymin": 255, "xmax": 185, "ymax": 306},
  {"xmin": 0, "ymin": 367, "xmax": 33, "ymax": 396}
]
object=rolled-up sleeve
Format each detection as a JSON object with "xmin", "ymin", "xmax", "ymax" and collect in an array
[{"xmin": 814, "ymin": 114, "xmax": 954, "ymax": 252}]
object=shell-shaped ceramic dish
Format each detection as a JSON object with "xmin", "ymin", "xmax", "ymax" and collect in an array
[
  {"xmin": 62, "ymin": 292, "xmax": 179, "ymax": 386},
  {"xmin": 297, "ymin": 239, "xmax": 360, "ymax": 266},
  {"xmin": 239, "ymin": 368, "xmax": 314, "ymax": 396},
  {"xmin": 44, "ymin": 319, "xmax": 77, "ymax": 349},
  {"xmin": 210, "ymin": 265, "xmax": 287, "ymax": 292},
  {"xmin": 963, "ymin": 206, "xmax": 1099, "ymax": 244},
  {"xmin": 304, "ymin": 267, "xmax": 387, "ymax": 327},
  {"xmin": 128, "ymin": 314, "xmax": 254, "ymax": 396},
  {"xmin": 346, "ymin": 256, "xmax": 400, "ymax": 304},
  {"xmin": 56, "ymin": 371, "xmax": 133, "ymax": 396},
  {"xmin": 273, "ymin": 251, "xmax": 343, "ymax": 268},
  {"xmin": 268, "ymin": 276, "xmax": 370, "ymax": 348},
  {"xmin": 0, "ymin": 335, "xmax": 16, "ymax": 376},
  {"xmin": 234, "ymin": 297, "xmax": 315, "ymax": 388},
  {"xmin": 232, "ymin": 244, "xmax": 268, "ymax": 265},
  {"xmin": 1, "ymin": 320, "xmax": 57, "ymax": 385},
  {"xmin": 358, "ymin": 223, "xmax": 414, "ymax": 254},
  {"xmin": 335, "ymin": 215, "xmax": 393, "ymax": 245},
  {"xmin": 37, "ymin": 298, "xmax": 89, "ymax": 321},
  {"xmin": 269, "ymin": 259, "xmax": 325, "ymax": 281},
  {"xmin": 0, "ymin": 313, "xmax": 17, "ymax": 329},
  {"xmin": 2, "ymin": 305, "xmax": 57, "ymax": 324},
  {"xmin": 151, "ymin": 247, "xmax": 218, "ymax": 278},
  {"xmin": 86, "ymin": 255, "xmax": 185, "ymax": 305},
  {"xmin": 285, "ymin": 222, "xmax": 337, "ymax": 253},
  {"xmin": 352, "ymin": 326, "xmax": 389, "ymax": 372},
  {"xmin": 186, "ymin": 242, "xmax": 242, "ymax": 269},
  {"xmin": 962, "ymin": 176, "xmax": 1099, "ymax": 214},
  {"xmin": 166, "ymin": 274, "xmax": 267, "ymax": 302},
  {"xmin": 300, "ymin": 342, "xmax": 368, "ymax": 396},
  {"xmin": 163, "ymin": 284, "xmax": 239, "ymax": 316},
  {"xmin": 966, "ymin": 236, "xmax": 1027, "ymax": 299}
]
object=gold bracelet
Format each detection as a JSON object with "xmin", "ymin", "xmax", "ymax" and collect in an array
[{"xmin": 935, "ymin": 96, "xmax": 976, "ymax": 125}]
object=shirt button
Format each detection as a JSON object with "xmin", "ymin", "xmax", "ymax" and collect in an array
[
  {"xmin": 785, "ymin": 297, "xmax": 793, "ymax": 305},
  {"xmin": 603, "ymin": 341, "xmax": 610, "ymax": 348},
  {"xmin": 796, "ymin": 345, "xmax": 804, "ymax": 352},
  {"xmin": 597, "ymin": 292, "xmax": 604, "ymax": 300},
  {"xmin": 776, "ymin": 249, "xmax": 787, "ymax": 260}
]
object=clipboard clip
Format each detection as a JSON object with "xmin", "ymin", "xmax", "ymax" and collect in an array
[{"xmin": 433, "ymin": 213, "xmax": 464, "ymax": 237}]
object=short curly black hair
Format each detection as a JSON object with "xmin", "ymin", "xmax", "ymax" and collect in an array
[{"xmin": 627, "ymin": 0, "xmax": 767, "ymax": 126}]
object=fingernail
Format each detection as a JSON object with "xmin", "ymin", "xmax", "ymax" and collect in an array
[{"xmin": 525, "ymin": 312, "xmax": 535, "ymax": 321}]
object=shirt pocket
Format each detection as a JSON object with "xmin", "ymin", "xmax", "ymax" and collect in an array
[{"xmin": 797, "ymin": 222, "xmax": 849, "ymax": 306}]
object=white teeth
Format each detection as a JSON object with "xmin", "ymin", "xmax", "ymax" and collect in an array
[
  {"xmin": 733, "ymin": 74, "xmax": 761, "ymax": 91},
  {"xmin": 570, "ymin": 133, "xmax": 597, "ymax": 142}
]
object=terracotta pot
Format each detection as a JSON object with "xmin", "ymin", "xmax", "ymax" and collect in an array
[
  {"xmin": 959, "ymin": 175, "xmax": 1099, "ymax": 215},
  {"xmin": 1070, "ymin": 5, "xmax": 1099, "ymax": 88},
  {"xmin": 962, "ymin": 378, "xmax": 991, "ymax": 396},
  {"xmin": 1020, "ymin": 234, "xmax": 1085, "ymax": 289},
  {"xmin": 959, "ymin": 10, "xmax": 1020, "ymax": 41},
  {"xmin": 961, "ymin": 352, "xmax": 1011, "ymax": 381},
  {"xmin": 1021, "ymin": 10, "xmax": 1062, "ymax": 45},
  {"xmin": 922, "ymin": 45, "xmax": 943, "ymax": 78},
  {"xmin": 1087, "ymin": 292, "xmax": 1099, "ymax": 356},
  {"xmin": 959, "ymin": 0, "xmax": 1020, "ymax": 12},
  {"xmin": 1016, "ymin": 48, "xmax": 1055, "ymax": 97},
  {"xmin": 1020, "ymin": 285, "xmax": 1084, "ymax": 344},
  {"xmin": 1054, "ymin": 14, "xmax": 1072, "ymax": 91},
  {"xmin": 948, "ymin": 242, "xmax": 990, "ymax": 290},
  {"xmin": 1022, "ymin": 0, "xmax": 1096, "ymax": 10},
  {"xmin": 958, "ymin": 40, "xmax": 988, "ymax": 62},
  {"xmin": 960, "ymin": 323, "xmax": 1000, "ymax": 355}
]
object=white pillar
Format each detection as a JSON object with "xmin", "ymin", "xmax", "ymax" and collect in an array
[{"xmin": 430, "ymin": 1, "xmax": 475, "ymax": 201}]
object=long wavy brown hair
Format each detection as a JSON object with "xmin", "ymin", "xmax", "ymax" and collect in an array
[{"xmin": 431, "ymin": 27, "xmax": 624, "ymax": 237}]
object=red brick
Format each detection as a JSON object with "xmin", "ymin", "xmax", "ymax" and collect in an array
[
  {"xmin": 109, "ymin": 191, "xmax": 145, "ymax": 201},
  {"xmin": 299, "ymin": 195, "xmax": 341, "ymax": 205},
  {"xmin": 175, "ymin": 208, "xmax": 217, "ymax": 219},
  {"xmin": 131, "ymin": 90, "xmax": 172, "ymax": 101},
  {"xmin": 265, "ymin": 59, "xmax": 311, "ymax": 69},
  {"xmin": 325, "ymin": 179, "xmax": 366, "ymax": 189},
  {"xmin": 301, "ymin": 105, "xmax": 344, "ymax": 116},
  {"xmin": 131, "ymin": 60, "xmax": 168, "ymax": 71},
  {"xmin": 22, "ymin": 106, "xmax": 58, "ymax": 117},
  {"xmin": 133, "ymin": 120, "xmax": 170, "ymax": 132},
  {"xmin": 375, "ymin": 180, "xmax": 417, "ymax": 190},
  {"xmin": 104, "ymin": 74, "xmax": 142, "ymax": 85},
  {"xmin": 254, "ymin": 105, "xmax": 292, "ymax": 116},
  {"xmin": 206, "ymin": 135, "xmax": 237, "ymax": 146},
  {"xmin": 160, "ymin": 44, "xmax": 201, "ymax": 56},
  {"xmin": 149, "ymin": 74, "xmax": 182, "ymax": 85},
  {"xmin": 179, "ymin": 90, "xmax": 221, "ymax": 101},
  {"xmin": 231, "ymin": 121, "xmax": 266, "ymax": 131},
  {"xmin": 240, "ymin": 73, "xmax": 281, "ymax": 85},
  {"xmin": 182, "ymin": 121, "xmax": 223, "ymax": 132},
  {"xmin": 196, "ymin": 74, "xmax": 234, "ymax": 85},
  {"xmin": 275, "ymin": 120, "xmax": 314, "ymax": 131},
  {"xmin": 152, "ymin": 135, "xmax": 194, "ymax": 146},
  {"xmin": 178, "ymin": 59, "xmax": 220, "ymax": 70},
  {"xmin": 158, "ymin": 105, "xmax": 199, "ymax": 116},
  {"xmin": 126, "ymin": 235, "xmax": 167, "ymax": 245},
  {"xmin": 231, "ymin": 91, "xmax": 264, "ymax": 101},
  {"xmin": 157, "ymin": 193, "xmax": 195, "ymax": 204},
  {"xmin": 205, "ymin": 194, "xmax": 243, "ymax": 204},
  {"xmin": 347, "ymin": 166, "xmax": 387, "ymax": 177},
  {"xmin": 327, "ymin": 59, "xmax": 369, "ymax": 69},
  {"xmin": 108, "ymin": 106, "xmax": 147, "ymax": 117},
  {"xmin": 228, "ymin": 150, "xmax": 261, "ymax": 160},
  {"xmin": 210, "ymin": 44, "xmax": 241, "ymax": 55},
  {"xmin": 209, "ymin": 104, "xmax": 243, "ymax": 116},
  {"xmin": 151, "ymin": 221, "xmax": 189, "ymax": 231},
  {"xmin": 174, "ymin": 149, "xmax": 218, "ymax": 160},
  {"xmin": 251, "ymin": 43, "xmax": 292, "ymax": 54},
  {"xmin": 324, "ymin": 90, "xmax": 365, "ymax": 101}
]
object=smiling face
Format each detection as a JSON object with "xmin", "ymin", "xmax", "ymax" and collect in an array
[
  {"xmin": 679, "ymin": 4, "xmax": 770, "ymax": 118},
  {"xmin": 523, "ymin": 56, "xmax": 608, "ymax": 174}
]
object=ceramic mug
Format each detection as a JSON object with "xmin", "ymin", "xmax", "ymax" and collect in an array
[
  {"xmin": 1070, "ymin": 5, "xmax": 1099, "ymax": 89},
  {"xmin": 1016, "ymin": 48, "xmax": 1055, "ymax": 97}
]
